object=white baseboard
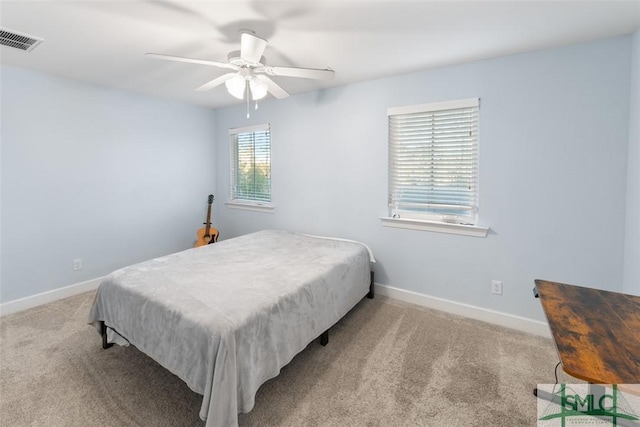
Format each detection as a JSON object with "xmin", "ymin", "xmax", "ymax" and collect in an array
[
  {"xmin": 374, "ymin": 283, "xmax": 551, "ymax": 338},
  {"xmin": 0, "ymin": 276, "xmax": 103, "ymax": 317},
  {"xmin": 0, "ymin": 278, "xmax": 550, "ymax": 338}
]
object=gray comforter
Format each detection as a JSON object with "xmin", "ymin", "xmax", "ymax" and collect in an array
[{"xmin": 88, "ymin": 230, "xmax": 372, "ymax": 427}]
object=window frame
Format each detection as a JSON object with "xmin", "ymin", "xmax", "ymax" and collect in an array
[
  {"xmin": 227, "ymin": 123, "xmax": 274, "ymax": 212},
  {"xmin": 383, "ymin": 98, "xmax": 488, "ymax": 237}
]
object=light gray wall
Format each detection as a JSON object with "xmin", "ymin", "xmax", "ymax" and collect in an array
[
  {"xmin": 214, "ymin": 36, "xmax": 632, "ymax": 321},
  {"xmin": 1, "ymin": 66, "xmax": 217, "ymax": 302},
  {"xmin": 624, "ymin": 30, "xmax": 640, "ymax": 296}
]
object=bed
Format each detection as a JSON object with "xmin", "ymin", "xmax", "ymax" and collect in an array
[{"xmin": 88, "ymin": 229, "xmax": 374, "ymax": 427}]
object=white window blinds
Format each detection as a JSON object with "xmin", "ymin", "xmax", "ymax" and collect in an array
[
  {"xmin": 229, "ymin": 123, "xmax": 271, "ymax": 203},
  {"xmin": 388, "ymin": 98, "xmax": 479, "ymax": 224}
]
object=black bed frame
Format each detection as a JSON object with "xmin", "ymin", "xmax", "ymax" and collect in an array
[
  {"xmin": 319, "ymin": 271, "xmax": 375, "ymax": 346},
  {"xmin": 101, "ymin": 270, "xmax": 375, "ymax": 350}
]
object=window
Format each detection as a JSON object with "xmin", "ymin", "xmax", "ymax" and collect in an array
[
  {"xmin": 387, "ymin": 98, "xmax": 481, "ymax": 227},
  {"xmin": 229, "ymin": 124, "xmax": 271, "ymax": 206}
]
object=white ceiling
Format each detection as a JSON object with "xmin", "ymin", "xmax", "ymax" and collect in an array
[{"xmin": 1, "ymin": 1, "xmax": 639, "ymax": 109}]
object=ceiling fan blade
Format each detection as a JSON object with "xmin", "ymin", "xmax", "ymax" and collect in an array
[
  {"xmin": 240, "ymin": 32, "xmax": 267, "ymax": 64},
  {"xmin": 264, "ymin": 66, "xmax": 335, "ymax": 80},
  {"xmin": 195, "ymin": 72, "xmax": 237, "ymax": 92},
  {"xmin": 256, "ymin": 75, "xmax": 289, "ymax": 99},
  {"xmin": 145, "ymin": 53, "xmax": 238, "ymax": 70}
]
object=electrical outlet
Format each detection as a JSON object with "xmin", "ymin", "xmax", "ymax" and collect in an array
[
  {"xmin": 73, "ymin": 258, "xmax": 83, "ymax": 271},
  {"xmin": 491, "ymin": 280, "xmax": 502, "ymax": 295}
]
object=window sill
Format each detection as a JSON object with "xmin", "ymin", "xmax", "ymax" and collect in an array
[
  {"xmin": 379, "ymin": 217, "xmax": 489, "ymax": 237},
  {"xmin": 226, "ymin": 201, "xmax": 275, "ymax": 213}
]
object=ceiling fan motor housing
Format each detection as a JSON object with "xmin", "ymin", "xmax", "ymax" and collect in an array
[{"xmin": 227, "ymin": 50, "xmax": 265, "ymax": 67}]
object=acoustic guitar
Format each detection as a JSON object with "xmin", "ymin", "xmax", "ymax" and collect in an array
[{"xmin": 194, "ymin": 194, "xmax": 219, "ymax": 247}]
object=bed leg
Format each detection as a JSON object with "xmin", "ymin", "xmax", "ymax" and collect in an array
[
  {"xmin": 368, "ymin": 271, "xmax": 375, "ymax": 299},
  {"xmin": 320, "ymin": 330, "xmax": 329, "ymax": 346},
  {"xmin": 101, "ymin": 321, "xmax": 113, "ymax": 349}
]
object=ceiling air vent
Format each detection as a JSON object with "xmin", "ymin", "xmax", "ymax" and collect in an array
[{"xmin": 0, "ymin": 28, "xmax": 44, "ymax": 52}]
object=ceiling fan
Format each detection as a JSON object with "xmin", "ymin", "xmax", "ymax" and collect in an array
[{"xmin": 146, "ymin": 31, "xmax": 335, "ymax": 104}]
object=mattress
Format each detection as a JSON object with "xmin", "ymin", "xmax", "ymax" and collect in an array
[{"xmin": 88, "ymin": 229, "xmax": 373, "ymax": 427}]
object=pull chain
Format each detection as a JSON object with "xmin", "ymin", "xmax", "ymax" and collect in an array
[{"xmin": 246, "ymin": 80, "xmax": 250, "ymax": 118}]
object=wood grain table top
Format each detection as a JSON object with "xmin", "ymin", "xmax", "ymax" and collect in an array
[{"xmin": 535, "ymin": 279, "xmax": 640, "ymax": 385}]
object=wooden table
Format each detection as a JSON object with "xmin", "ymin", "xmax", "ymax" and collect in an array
[{"xmin": 534, "ymin": 279, "xmax": 640, "ymax": 386}]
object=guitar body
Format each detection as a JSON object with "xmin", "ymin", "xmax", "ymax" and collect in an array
[
  {"xmin": 195, "ymin": 226, "xmax": 219, "ymax": 247},
  {"xmin": 194, "ymin": 194, "xmax": 219, "ymax": 247}
]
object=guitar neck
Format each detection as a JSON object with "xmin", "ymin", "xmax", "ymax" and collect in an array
[{"xmin": 204, "ymin": 203, "xmax": 212, "ymax": 236}]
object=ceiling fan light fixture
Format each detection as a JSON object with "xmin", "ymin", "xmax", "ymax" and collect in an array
[
  {"xmin": 225, "ymin": 74, "xmax": 246, "ymax": 99},
  {"xmin": 249, "ymin": 77, "xmax": 268, "ymax": 100}
]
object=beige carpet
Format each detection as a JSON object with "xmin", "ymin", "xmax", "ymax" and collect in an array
[{"xmin": 0, "ymin": 291, "xmax": 569, "ymax": 426}]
